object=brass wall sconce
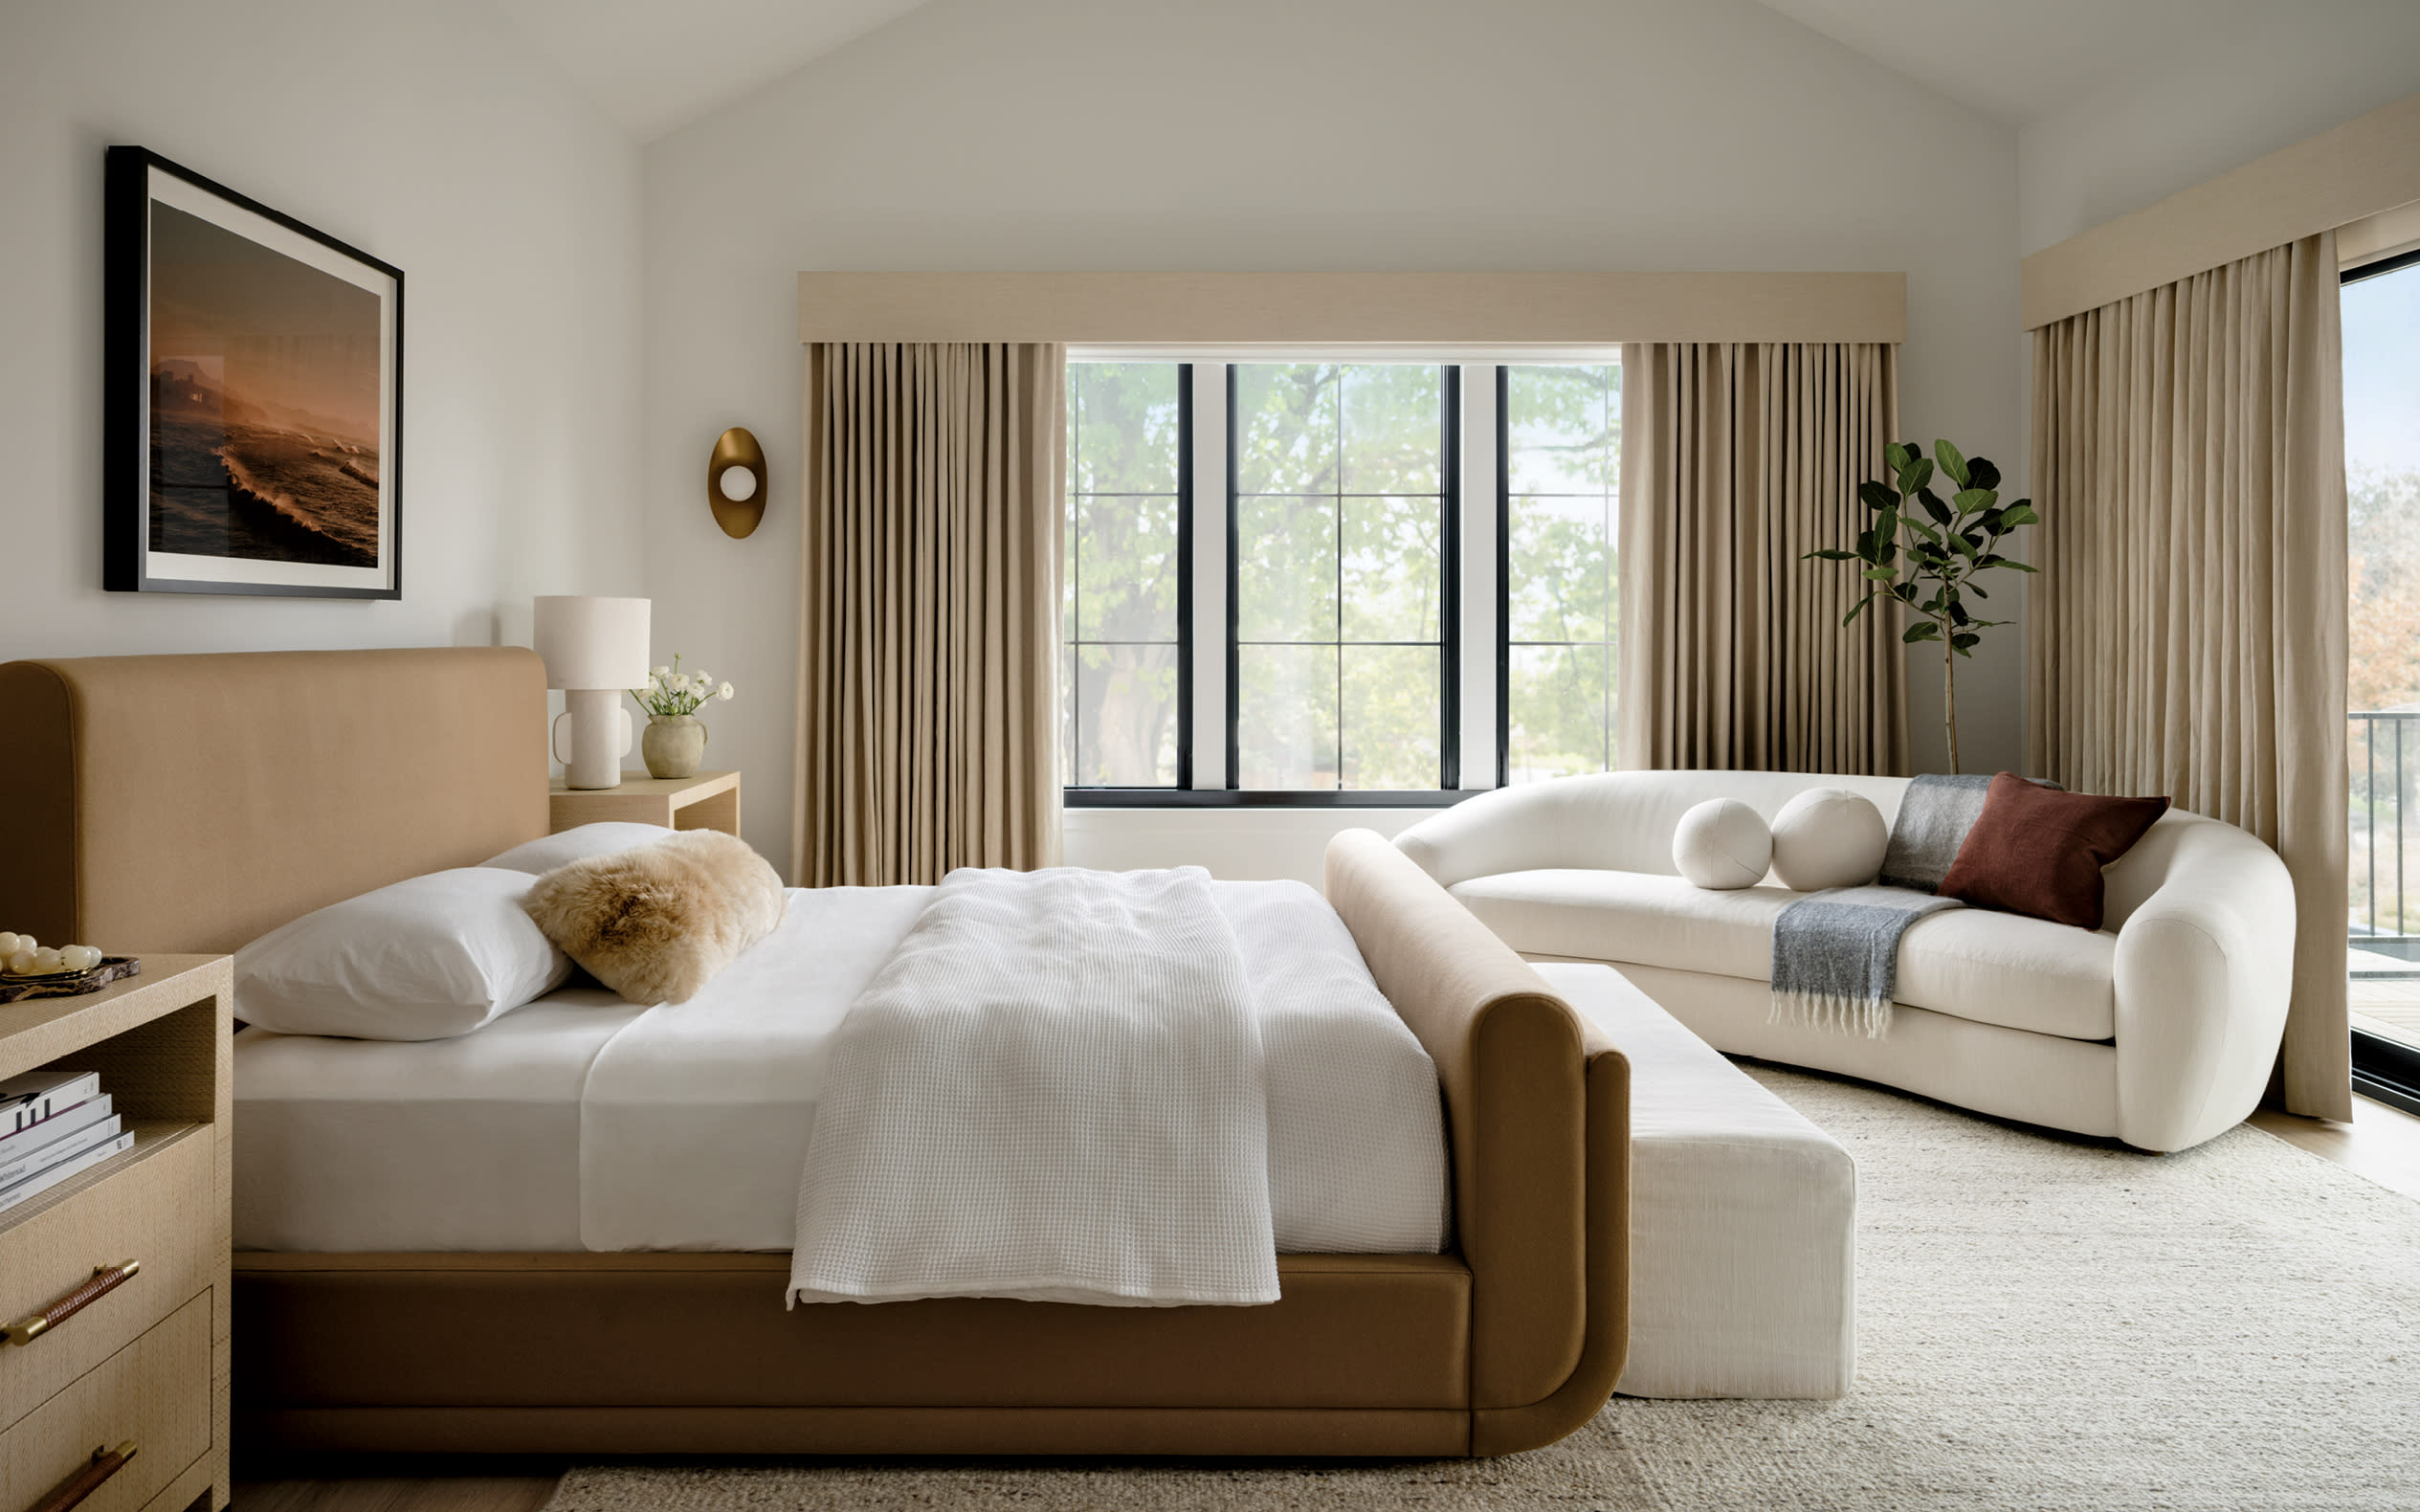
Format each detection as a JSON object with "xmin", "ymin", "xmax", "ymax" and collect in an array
[{"xmin": 708, "ymin": 427, "xmax": 767, "ymax": 539}]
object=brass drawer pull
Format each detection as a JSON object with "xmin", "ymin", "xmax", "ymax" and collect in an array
[
  {"xmin": 2, "ymin": 1261, "xmax": 140, "ymax": 1346},
  {"xmin": 27, "ymin": 1441, "xmax": 138, "ymax": 1512}
]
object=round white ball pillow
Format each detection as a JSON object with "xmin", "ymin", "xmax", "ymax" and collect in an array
[
  {"xmin": 1768, "ymin": 788, "xmax": 1890, "ymax": 892},
  {"xmin": 1672, "ymin": 797, "xmax": 1772, "ymax": 890}
]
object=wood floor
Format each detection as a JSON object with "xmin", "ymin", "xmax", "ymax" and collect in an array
[{"xmin": 230, "ymin": 1094, "xmax": 2420, "ymax": 1512}]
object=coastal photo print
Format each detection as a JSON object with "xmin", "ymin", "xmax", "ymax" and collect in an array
[{"xmin": 105, "ymin": 147, "xmax": 402, "ymax": 597}]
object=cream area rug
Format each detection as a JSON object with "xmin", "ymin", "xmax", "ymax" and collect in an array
[{"xmin": 542, "ymin": 1067, "xmax": 2418, "ymax": 1511}]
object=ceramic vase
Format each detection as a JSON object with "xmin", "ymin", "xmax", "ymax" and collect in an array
[{"xmin": 642, "ymin": 714, "xmax": 706, "ymax": 779}]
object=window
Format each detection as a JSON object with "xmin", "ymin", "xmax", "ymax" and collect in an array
[
  {"xmin": 1062, "ymin": 363, "xmax": 1188, "ymax": 789},
  {"xmin": 1500, "ymin": 364, "xmax": 1620, "ymax": 783},
  {"xmin": 1230, "ymin": 364, "xmax": 1456, "ymax": 791},
  {"xmin": 1061, "ymin": 355, "xmax": 1613, "ymax": 806},
  {"xmin": 2342, "ymin": 247, "xmax": 2420, "ymax": 1115}
]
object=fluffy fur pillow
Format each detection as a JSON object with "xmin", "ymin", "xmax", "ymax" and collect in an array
[{"xmin": 522, "ymin": 830, "xmax": 786, "ymax": 1005}]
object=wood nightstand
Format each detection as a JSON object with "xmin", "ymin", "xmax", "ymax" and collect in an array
[
  {"xmin": 548, "ymin": 770, "xmax": 741, "ymax": 836},
  {"xmin": 0, "ymin": 954, "xmax": 233, "ymax": 1512}
]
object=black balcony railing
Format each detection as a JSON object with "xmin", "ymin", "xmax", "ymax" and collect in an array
[{"xmin": 2351, "ymin": 710, "xmax": 2420, "ymax": 956}]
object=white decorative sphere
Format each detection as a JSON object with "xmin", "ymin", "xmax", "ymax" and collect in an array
[
  {"xmin": 718, "ymin": 465, "xmax": 758, "ymax": 501},
  {"xmin": 1769, "ymin": 788, "xmax": 1890, "ymax": 892},
  {"xmin": 1672, "ymin": 798, "xmax": 1773, "ymax": 890},
  {"xmin": 0, "ymin": 932, "xmax": 18, "ymax": 957}
]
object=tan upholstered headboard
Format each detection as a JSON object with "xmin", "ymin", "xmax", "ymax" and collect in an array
[{"xmin": 0, "ymin": 648, "xmax": 550, "ymax": 954}]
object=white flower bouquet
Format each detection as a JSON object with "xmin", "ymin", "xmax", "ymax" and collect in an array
[{"xmin": 631, "ymin": 653, "xmax": 736, "ymax": 717}]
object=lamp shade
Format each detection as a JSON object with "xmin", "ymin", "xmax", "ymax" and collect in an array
[{"xmin": 532, "ymin": 596, "xmax": 651, "ymax": 690}]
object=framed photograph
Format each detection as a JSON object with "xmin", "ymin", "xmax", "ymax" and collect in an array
[{"xmin": 104, "ymin": 146, "xmax": 403, "ymax": 598}]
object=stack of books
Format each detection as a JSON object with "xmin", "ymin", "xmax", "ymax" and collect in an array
[{"xmin": 0, "ymin": 1071, "xmax": 132, "ymax": 1216}]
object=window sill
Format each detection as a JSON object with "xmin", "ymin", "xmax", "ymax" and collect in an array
[{"xmin": 1063, "ymin": 789, "xmax": 1484, "ymax": 810}]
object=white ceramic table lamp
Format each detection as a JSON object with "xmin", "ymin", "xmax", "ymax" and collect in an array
[{"xmin": 533, "ymin": 595, "xmax": 651, "ymax": 789}]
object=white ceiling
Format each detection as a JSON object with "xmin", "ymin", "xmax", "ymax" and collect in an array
[
  {"xmin": 1752, "ymin": 0, "xmax": 2276, "ymax": 127},
  {"xmin": 499, "ymin": 0, "xmax": 2273, "ymax": 144},
  {"xmin": 496, "ymin": 0, "xmax": 930, "ymax": 142}
]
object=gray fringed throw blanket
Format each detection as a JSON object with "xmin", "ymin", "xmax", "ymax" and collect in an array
[{"xmin": 1769, "ymin": 774, "xmax": 2010, "ymax": 1037}]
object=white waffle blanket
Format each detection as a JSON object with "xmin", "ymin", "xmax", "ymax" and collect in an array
[{"xmin": 788, "ymin": 866, "xmax": 1281, "ymax": 1308}]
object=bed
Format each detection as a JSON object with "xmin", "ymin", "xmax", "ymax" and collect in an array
[{"xmin": 0, "ymin": 646, "xmax": 1631, "ymax": 1458}]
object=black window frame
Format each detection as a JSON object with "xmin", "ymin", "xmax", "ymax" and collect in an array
[
  {"xmin": 1060, "ymin": 362, "xmax": 1194, "ymax": 797},
  {"xmin": 1063, "ymin": 360, "xmax": 1471, "ymax": 809},
  {"xmin": 1494, "ymin": 361, "xmax": 1621, "ymax": 789},
  {"xmin": 2342, "ymin": 246, "xmax": 2420, "ymax": 1119}
]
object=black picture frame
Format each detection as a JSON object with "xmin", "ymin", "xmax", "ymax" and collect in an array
[{"xmin": 104, "ymin": 145, "xmax": 404, "ymax": 599}]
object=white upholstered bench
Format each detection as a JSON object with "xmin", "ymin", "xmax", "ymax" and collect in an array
[{"xmin": 1535, "ymin": 962, "xmax": 1857, "ymax": 1399}]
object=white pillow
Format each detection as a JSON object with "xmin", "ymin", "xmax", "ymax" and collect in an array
[
  {"xmin": 483, "ymin": 823, "xmax": 674, "ymax": 876},
  {"xmin": 235, "ymin": 868, "xmax": 571, "ymax": 1040},
  {"xmin": 1672, "ymin": 798, "xmax": 1772, "ymax": 890},
  {"xmin": 1768, "ymin": 788, "xmax": 1890, "ymax": 892}
]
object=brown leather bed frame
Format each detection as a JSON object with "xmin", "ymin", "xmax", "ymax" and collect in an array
[{"xmin": 0, "ymin": 647, "xmax": 1630, "ymax": 1458}]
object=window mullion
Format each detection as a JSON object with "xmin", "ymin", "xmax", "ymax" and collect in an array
[
  {"xmin": 1461, "ymin": 364, "xmax": 1500, "ymax": 789},
  {"xmin": 1192, "ymin": 363, "xmax": 1229, "ymax": 790}
]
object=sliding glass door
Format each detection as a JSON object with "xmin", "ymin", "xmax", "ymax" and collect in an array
[{"xmin": 2343, "ymin": 247, "xmax": 2420, "ymax": 1114}]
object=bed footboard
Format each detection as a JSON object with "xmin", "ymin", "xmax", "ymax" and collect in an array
[{"xmin": 1324, "ymin": 829, "xmax": 1631, "ymax": 1454}]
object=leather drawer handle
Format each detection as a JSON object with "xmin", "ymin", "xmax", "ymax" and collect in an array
[
  {"xmin": 2, "ymin": 1261, "xmax": 140, "ymax": 1346},
  {"xmin": 27, "ymin": 1441, "xmax": 138, "ymax": 1512}
]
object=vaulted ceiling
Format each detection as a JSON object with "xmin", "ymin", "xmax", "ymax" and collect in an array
[
  {"xmin": 497, "ymin": 0, "xmax": 2282, "ymax": 144},
  {"xmin": 495, "ymin": 0, "xmax": 929, "ymax": 142}
]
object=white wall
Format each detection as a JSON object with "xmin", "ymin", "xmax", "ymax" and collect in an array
[
  {"xmin": 0, "ymin": 0, "xmax": 647, "ymax": 670},
  {"xmin": 640, "ymin": 0, "xmax": 2026, "ymax": 874},
  {"xmin": 2018, "ymin": 4, "xmax": 2420, "ymax": 254}
]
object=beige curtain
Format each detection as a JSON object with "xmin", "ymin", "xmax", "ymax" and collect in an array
[
  {"xmin": 795, "ymin": 343, "xmax": 1065, "ymax": 887},
  {"xmin": 1618, "ymin": 342, "xmax": 1908, "ymax": 774},
  {"xmin": 2028, "ymin": 233, "xmax": 2351, "ymax": 1121}
]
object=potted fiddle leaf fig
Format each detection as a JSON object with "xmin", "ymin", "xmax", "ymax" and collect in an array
[{"xmin": 1806, "ymin": 439, "xmax": 2036, "ymax": 774}]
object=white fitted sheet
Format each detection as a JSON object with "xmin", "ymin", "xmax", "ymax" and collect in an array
[
  {"xmin": 234, "ymin": 994, "xmax": 644, "ymax": 1251},
  {"xmin": 235, "ymin": 880, "xmax": 1447, "ymax": 1256}
]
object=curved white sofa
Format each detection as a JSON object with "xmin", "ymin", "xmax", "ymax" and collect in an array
[{"xmin": 1394, "ymin": 771, "xmax": 2297, "ymax": 1153}]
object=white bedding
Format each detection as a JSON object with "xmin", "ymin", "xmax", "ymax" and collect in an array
[
  {"xmin": 791, "ymin": 867, "xmax": 1277, "ymax": 1308},
  {"xmin": 235, "ymin": 879, "xmax": 1449, "ymax": 1257}
]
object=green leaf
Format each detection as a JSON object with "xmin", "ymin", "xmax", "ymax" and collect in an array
[
  {"xmin": 1884, "ymin": 441, "xmax": 1913, "ymax": 472},
  {"xmin": 1843, "ymin": 594, "xmax": 1873, "ymax": 627},
  {"xmin": 1953, "ymin": 488, "xmax": 1994, "ymax": 514},
  {"xmin": 2000, "ymin": 560, "xmax": 2039, "ymax": 572},
  {"xmin": 2000, "ymin": 503, "xmax": 2039, "ymax": 527},
  {"xmin": 1862, "ymin": 567, "xmax": 1899, "ymax": 581},
  {"xmin": 1948, "ymin": 599, "xmax": 1971, "ymax": 626},
  {"xmin": 1935, "ymin": 439, "xmax": 1971, "ymax": 489},
  {"xmin": 1902, "ymin": 622, "xmax": 1941, "ymax": 644},
  {"xmin": 1968, "ymin": 456, "xmax": 2002, "ymax": 492},
  {"xmin": 1901, "ymin": 457, "xmax": 1935, "ymax": 495},
  {"xmin": 1919, "ymin": 488, "xmax": 1953, "ymax": 525},
  {"xmin": 1903, "ymin": 520, "xmax": 1944, "ymax": 545},
  {"xmin": 1854, "ymin": 527, "xmax": 1878, "ymax": 560},
  {"xmin": 1968, "ymin": 582, "xmax": 1988, "ymax": 599},
  {"xmin": 1859, "ymin": 479, "xmax": 1899, "ymax": 512},
  {"xmin": 1806, "ymin": 547, "xmax": 1859, "ymax": 561},
  {"xmin": 1950, "ymin": 533, "xmax": 1981, "ymax": 560},
  {"xmin": 1891, "ymin": 582, "xmax": 1918, "ymax": 604}
]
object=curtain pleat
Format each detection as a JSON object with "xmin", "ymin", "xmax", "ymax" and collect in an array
[
  {"xmin": 2027, "ymin": 233, "xmax": 2351, "ymax": 1121},
  {"xmin": 1617, "ymin": 341, "xmax": 1908, "ymax": 775},
  {"xmin": 796, "ymin": 342, "xmax": 1065, "ymax": 887}
]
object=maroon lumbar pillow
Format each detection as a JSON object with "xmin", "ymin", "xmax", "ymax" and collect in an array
[{"xmin": 1935, "ymin": 772, "xmax": 2170, "ymax": 930}]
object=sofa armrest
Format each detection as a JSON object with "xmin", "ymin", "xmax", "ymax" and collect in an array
[
  {"xmin": 2110, "ymin": 817, "xmax": 2297, "ymax": 1152},
  {"xmin": 1325, "ymin": 829, "xmax": 1629, "ymax": 1420},
  {"xmin": 1392, "ymin": 783, "xmax": 1575, "ymax": 888}
]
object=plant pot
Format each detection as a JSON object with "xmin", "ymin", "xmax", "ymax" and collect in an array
[{"xmin": 641, "ymin": 715, "xmax": 706, "ymax": 780}]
